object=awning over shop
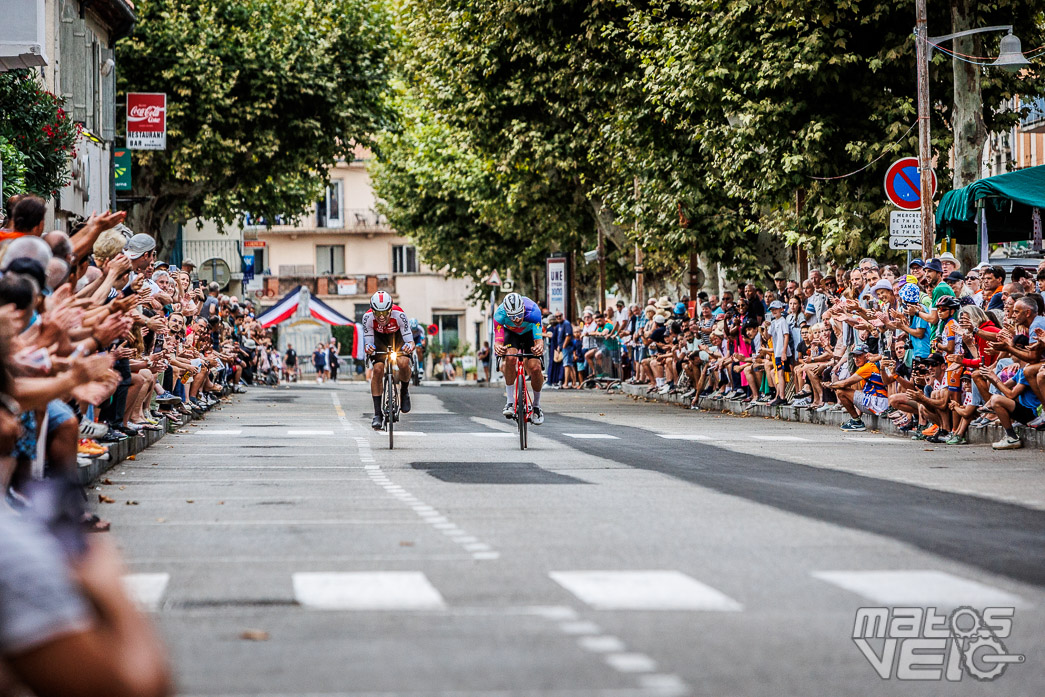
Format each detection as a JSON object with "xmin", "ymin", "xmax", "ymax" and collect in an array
[{"xmin": 935, "ymin": 164, "xmax": 1045, "ymax": 245}]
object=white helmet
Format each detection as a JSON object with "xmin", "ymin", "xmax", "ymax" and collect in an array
[
  {"xmin": 370, "ymin": 291, "xmax": 393, "ymax": 312},
  {"xmin": 503, "ymin": 292, "xmax": 525, "ymax": 319}
]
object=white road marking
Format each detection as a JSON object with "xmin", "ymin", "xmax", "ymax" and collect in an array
[
  {"xmin": 465, "ymin": 432, "xmax": 515, "ymax": 437},
  {"xmin": 579, "ymin": 635, "xmax": 627, "ymax": 653},
  {"xmin": 473, "ymin": 551, "xmax": 501, "ymax": 560},
  {"xmin": 558, "ymin": 620, "xmax": 602, "ymax": 635},
  {"xmin": 286, "ymin": 429, "xmax": 334, "ymax": 435},
  {"xmin": 605, "ymin": 653, "xmax": 658, "ymax": 673},
  {"xmin": 123, "ymin": 573, "xmax": 170, "ymax": 611},
  {"xmin": 292, "ymin": 572, "xmax": 446, "ymax": 610},
  {"xmin": 195, "ymin": 429, "xmax": 242, "ymax": 435},
  {"xmin": 657, "ymin": 434, "xmax": 710, "ymax": 441},
  {"xmin": 813, "ymin": 570, "xmax": 1026, "ymax": 607},
  {"xmin": 563, "ymin": 433, "xmax": 620, "ymax": 440},
  {"xmin": 638, "ymin": 674, "xmax": 689, "ymax": 696},
  {"xmin": 750, "ymin": 435, "xmax": 809, "ymax": 441},
  {"xmin": 550, "ymin": 570, "xmax": 743, "ymax": 611},
  {"xmin": 390, "ymin": 431, "xmax": 427, "ymax": 436}
]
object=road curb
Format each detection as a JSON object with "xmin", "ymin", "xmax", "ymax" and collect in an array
[{"xmin": 619, "ymin": 383, "xmax": 1045, "ymax": 450}]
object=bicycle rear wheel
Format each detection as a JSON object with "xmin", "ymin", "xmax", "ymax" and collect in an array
[{"xmin": 516, "ymin": 377, "xmax": 527, "ymax": 450}]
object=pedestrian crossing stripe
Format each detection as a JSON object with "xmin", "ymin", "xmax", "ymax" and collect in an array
[
  {"xmin": 549, "ymin": 570, "xmax": 743, "ymax": 611},
  {"xmin": 812, "ymin": 570, "xmax": 1026, "ymax": 607},
  {"xmin": 292, "ymin": 571, "xmax": 446, "ymax": 610},
  {"xmin": 123, "ymin": 573, "xmax": 170, "ymax": 611}
]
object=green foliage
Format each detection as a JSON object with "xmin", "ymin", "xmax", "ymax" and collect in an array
[
  {"xmin": 374, "ymin": 0, "xmax": 1045, "ymax": 285},
  {"xmin": 0, "ymin": 71, "xmax": 81, "ymax": 199},
  {"xmin": 330, "ymin": 324, "xmax": 355, "ymax": 352},
  {"xmin": 0, "ymin": 135, "xmax": 28, "ymax": 206},
  {"xmin": 118, "ymin": 0, "xmax": 395, "ymax": 247}
]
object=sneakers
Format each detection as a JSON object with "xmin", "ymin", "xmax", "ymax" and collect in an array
[
  {"xmin": 815, "ymin": 403, "xmax": 835, "ymax": 413},
  {"xmin": 840, "ymin": 418, "xmax": 866, "ymax": 432},
  {"xmin": 78, "ymin": 418, "xmax": 108, "ymax": 439},
  {"xmin": 155, "ymin": 392, "xmax": 181, "ymax": 405},
  {"xmin": 400, "ymin": 390, "xmax": 411, "ymax": 414},
  {"xmin": 926, "ymin": 431, "xmax": 950, "ymax": 444},
  {"xmin": 767, "ymin": 397, "xmax": 786, "ymax": 407},
  {"xmin": 502, "ymin": 401, "xmax": 515, "ymax": 418},
  {"xmin": 1027, "ymin": 412, "xmax": 1045, "ymax": 429},
  {"xmin": 530, "ymin": 406, "xmax": 544, "ymax": 425},
  {"xmin": 792, "ymin": 397, "xmax": 812, "ymax": 408},
  {"xmin": 371, "ymin": 414, "xmax": 384, "ymax": 430},
  {"xmin": 945, "ymin": 433, "xmax": 967, "ymax": 445},
  {"xmin": 992, "ymin": 434, "xmax": 1023, "ymax": 450},
  {"xmin": 920, "ymin": 423, "xmax": 939, "ymax": 438},
  {"xmin": 78, "ymin": 439, "xmax": 108, "ymax": 456}
]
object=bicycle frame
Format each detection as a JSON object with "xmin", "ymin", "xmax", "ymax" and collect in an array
[
  {"xmin": 504, "ymin": 351, "xmax": 539, "ymax": 450},
  {"xmin": 372, "ymin": 343, "xmax": 401, "ymax": 450}
]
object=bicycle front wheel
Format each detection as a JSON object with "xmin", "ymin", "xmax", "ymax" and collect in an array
[
  {"xmin": 516, "ymin": 377, "xmax": 527, "ymax": 450},
  {"xmin": 385, "ymin": 371, "xmax": 395, "ymax": 450}
]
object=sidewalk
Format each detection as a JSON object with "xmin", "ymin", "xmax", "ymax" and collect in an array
[{"xmin": 620, "ymin": 383, "xmax": 1045, "ymax": 451}]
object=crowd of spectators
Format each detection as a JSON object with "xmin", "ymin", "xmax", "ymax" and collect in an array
[
  {"xmin": 0, "ymin": 193, "xmax": 279, "ymax": 696},
  {"xmin": 542, "ymin": 253, "xmax": 1045, "ymax": 450}
]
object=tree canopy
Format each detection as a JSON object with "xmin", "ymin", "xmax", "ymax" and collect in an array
[
  {"xmin": 117, "ymin": 0, "xmax": 395, "ymax": 254},
  {"xmin": 372, "ymin": 0, "xmax": 1044, "ymax": 299}
]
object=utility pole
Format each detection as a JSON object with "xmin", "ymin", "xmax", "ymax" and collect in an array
[
  {"xmin": 635, "ymin": 243, "xmax": 644, "ymax": 306},
  {"xmin": 914, "ymin": 0, "xmax": 935, "ymax": 258},
  {"xmin": 688, "ymin": 253, "xmax": 699, "ymax": 302},
  {"xmin": 597, "ymin": 226, "xmax": 606, "ymax": 314}
]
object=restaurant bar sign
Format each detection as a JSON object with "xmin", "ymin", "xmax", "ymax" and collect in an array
[{"xmin": 126, "ymin": 93, "xmax": 167, "ymax": 150}]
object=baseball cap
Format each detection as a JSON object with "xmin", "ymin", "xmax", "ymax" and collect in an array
[
  {"xmin": 152, "ymin": 260, "xmax": 169, "ymax": 269},
  {"xmin": 945, "ymin": 270, "xmax": 965, "ymax": 282},
  {"xmin": 768, "ymin": 300, "xmax": 785, "ymax": 310},
  {"xmin": 124, "ymin": 233, "xmax": 156, "ymax": 260},
  {"xmin": 181, "ymin": 258, "xmax": 197, "ymax": 268},
  {"xmin": 924, "ymin": 259, "xmax": 943, "ymax": 273},
  {"xmin": 773, "ymin": 271, "xmax": 786, "ymax": 281},
  {"xmin": 850, "ymin": 343, "xmax": 870, "ymax": 355},
  {"xmin": 909, "ymin": 258, "xmax": 925, "ymax": 268}
]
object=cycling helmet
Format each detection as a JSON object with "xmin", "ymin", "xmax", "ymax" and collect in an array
[
  {"xmin": 409, "ymin": 318, "xmax": 420, "ymax": 331},
  {"xmin": 898, "ymin": 283, "xmax": 921, "ymax": 304},
  {"xmin": 503, "ymin": 292, "xmax": 525, "ymax": 319},
  {"xmin": 370, "ymin": 291, "xmax": 393, "ymax": 313},
  {"xmin": 935, "ymin": 295, "xmax": 961, "ymax": 311}
]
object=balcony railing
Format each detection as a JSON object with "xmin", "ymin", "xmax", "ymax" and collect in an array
[
  {"xmin": 1020, "ymin": 97, "xmax": 1045, "ymax": 134},
  {"xmin": 249, "ymin": 208, "xmax": 392, "ymax": 235},
  {"xmin": 257, "ymin": 274, "xmax": 395, "ymax": 300}
]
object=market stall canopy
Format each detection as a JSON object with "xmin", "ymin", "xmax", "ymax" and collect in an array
[{"xmin": 935, "ymin": 164, "xmax": 1045, "ymax": 244}]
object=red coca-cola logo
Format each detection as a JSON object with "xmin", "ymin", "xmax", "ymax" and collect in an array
[{"xmin": 127, "ymin": 94, "xmax": 166, "ymax": 132}]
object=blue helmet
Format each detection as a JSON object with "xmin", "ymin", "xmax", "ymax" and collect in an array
[
  {"xmin": 409, "ymin": 318, "xmax": 420, "ymax": 331},
  {"xmin": 898, "ymin": 283, "xmax": 920, "ymax": 304}
]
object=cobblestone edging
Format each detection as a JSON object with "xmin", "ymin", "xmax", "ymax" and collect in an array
[{"xmin": 619, "ymin": 383, "xmax": 1045, "ymax": 451}]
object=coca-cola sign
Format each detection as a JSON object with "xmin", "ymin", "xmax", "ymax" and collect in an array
[{"xmin": 126, "ymin": 93, "xmax": 166, "ymax": 150}]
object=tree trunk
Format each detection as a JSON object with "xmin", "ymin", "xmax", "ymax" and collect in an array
[{"xmin": 950, "ymin": 0, "xmax": 987, "ymax": 269}]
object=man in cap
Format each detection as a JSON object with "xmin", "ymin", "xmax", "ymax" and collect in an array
[
  {"xmin": 944, "ymin": 270, "xmax": 970, "ymax": 300},
  {"xmin": 772, "ymin": 272, "xmax": 788, "ymax": 302},
  {"xmin": 908, "ymin": 258, "xmax": 925, "ymax": 283},
  {"xmin": 123, "ymin": 233, "xmax": 156, "ymax": 274},
  {"xmin": 181, "ymin": 258, "xmax": 197, "ymax": 275},
  {"xmin": 765, "ymin": 300, "xmax": 790, "ymax": 406},
  {"xmin": 909, "ymin": 259, "xmax": 955, "ymax": 342},
  {"xmin": 826, "ymin": 344, "xmax": 888, "ymax": 432}
]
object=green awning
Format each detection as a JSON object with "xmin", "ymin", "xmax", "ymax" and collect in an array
[{"xmin": 935, "ymin": 164, "xmax": 1045, "ymax": 244}]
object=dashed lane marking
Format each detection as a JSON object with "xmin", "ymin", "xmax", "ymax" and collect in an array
[
  {"xmin": 194, "ymin": 429, "xmax": 242, "ymax": 435},
  {"xmin": 286, "ymin": 429, "xmax": 334, "ymax": 435},
  {"xmin": 749, "ymin": 435, "xmax": 809, "ymax": 442},
  {"xmin": 656, "ymin": 434, "xmax": 710, "ymax": 441},
  {"xmin": 563, "ymin": 433, "xmax": 620, "ymax": 440}
]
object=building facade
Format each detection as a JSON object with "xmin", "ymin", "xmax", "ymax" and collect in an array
[
  {"xmin": 0, "ymin": 0, "xmax": 135, "ymax": 228},
  {"xmin": 186, "ymin": 152, "xmax": 486, "ymax": 357}
]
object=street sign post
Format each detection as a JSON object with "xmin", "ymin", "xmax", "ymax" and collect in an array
[
  {"xmin": 884, "ymin": 157, "xmax": 936, "ymax": 211},
  {"xmin": 889, "ymin": 210, "xmax": 922, "ymax": 251}
]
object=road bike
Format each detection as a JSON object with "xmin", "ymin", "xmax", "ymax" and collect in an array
[
  {"xmin": 373, "ymin": 347, "xmax": 401, "ymax": 450},
  {"xmin": 504, "ymin": 352, "xmax": 540, "ymax": 450},
  {"xmin": 411, "ymin": 348, "xmax": 424, "ymax": 387}
]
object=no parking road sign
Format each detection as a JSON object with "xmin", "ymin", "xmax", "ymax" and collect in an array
[{"xmin": 884, "ymin": 157, "xmax": 936, "ymax": 211}]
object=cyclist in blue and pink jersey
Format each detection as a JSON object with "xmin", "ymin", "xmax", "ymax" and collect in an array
[{"xmin": 494, "ymin": 293, "xmax": 546, "ymax": 424}]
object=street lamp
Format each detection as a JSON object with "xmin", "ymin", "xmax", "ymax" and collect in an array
[{"xmin": 913, "ymin": 0, "xmax": 1031, "ymax": 258}]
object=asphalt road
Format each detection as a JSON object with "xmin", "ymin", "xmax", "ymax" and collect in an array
[{"xmin": 99, "ymin": 382, "xmax": 1045, "ymax": 697}]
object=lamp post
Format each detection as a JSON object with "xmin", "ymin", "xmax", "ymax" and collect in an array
[{"xmin": 913, "ymin": 0, "xmax": 1030, "ymax": 258}]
